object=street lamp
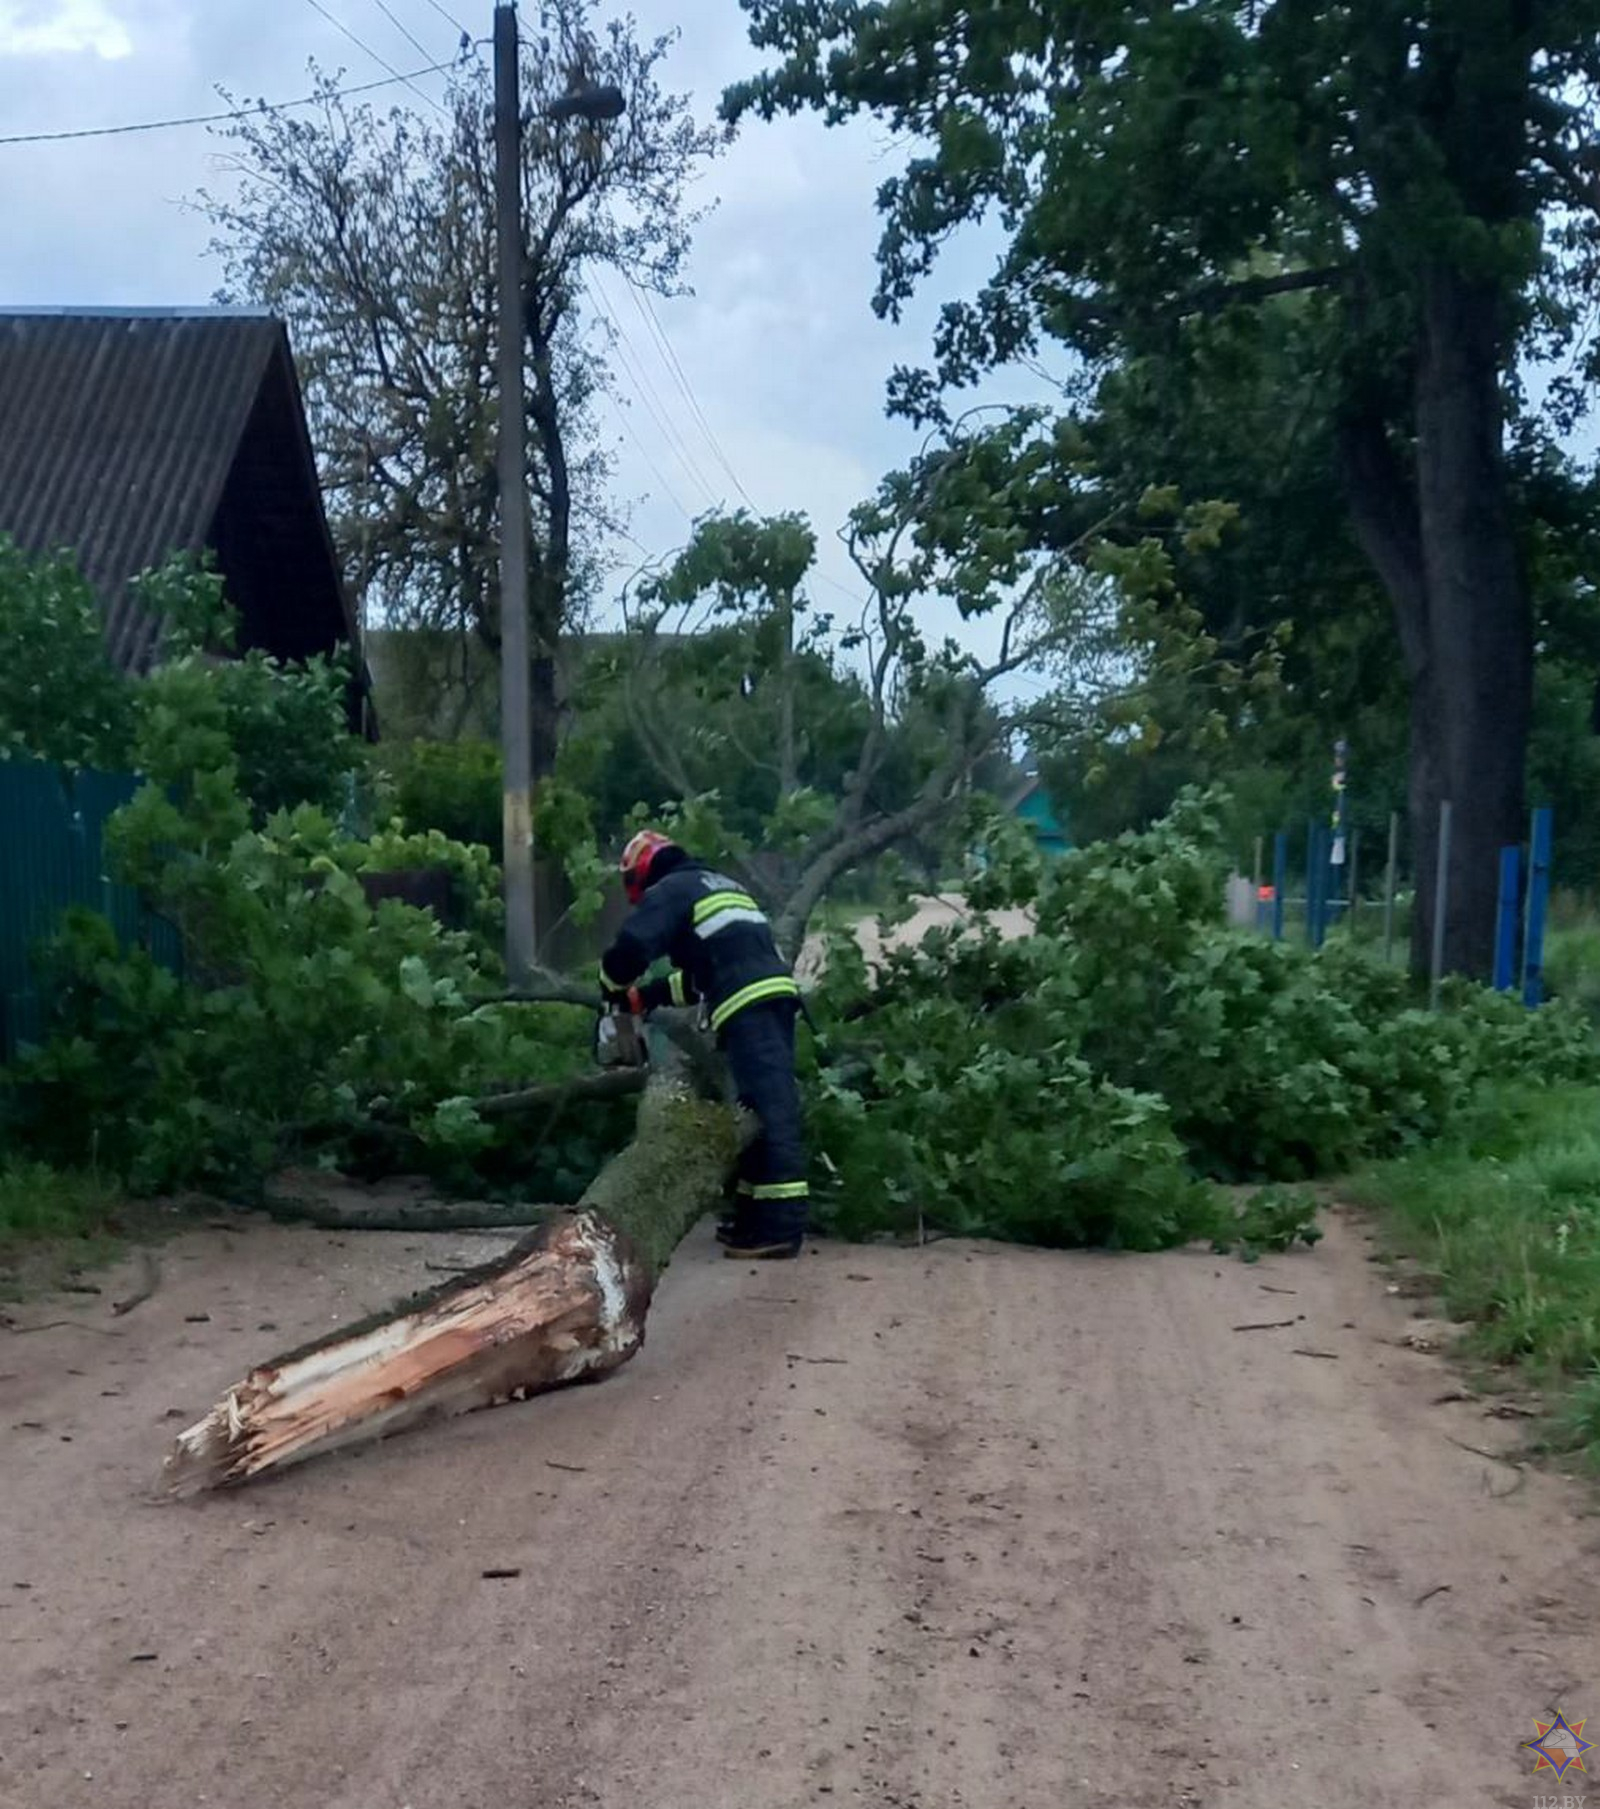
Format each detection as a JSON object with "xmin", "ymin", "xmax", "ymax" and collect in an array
[{"xmin": 494, "ymin": 3, "xmax": 625, "ymax": 985}]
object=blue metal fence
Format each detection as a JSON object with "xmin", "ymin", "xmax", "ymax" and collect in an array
[{"xmin": 0, "ymin": 758, "xmax": 180, "ymax": 1061}]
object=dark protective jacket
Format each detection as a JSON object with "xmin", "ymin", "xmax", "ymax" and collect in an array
[{"xmin": 599, "ymin": 853, "xmax": 798, "ymax": 1035}]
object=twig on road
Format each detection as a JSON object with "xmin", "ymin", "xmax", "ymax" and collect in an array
[
  {"xmin": 1444, "ymin": 1433, "xmax": 1522, "ymax": 1467},
  {"xmin": 112, "ymin": 1252, "xmax": 161, "ymax": 1318}
]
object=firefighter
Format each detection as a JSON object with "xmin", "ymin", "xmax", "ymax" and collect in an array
[{"xmin": 600, "ymin": 829, "xmax": 810, "ymax": 1261}]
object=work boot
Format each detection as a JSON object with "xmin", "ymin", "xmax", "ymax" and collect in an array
[{"xmin": 722, "ymin": 1224, "xmax": 804, "ymax": 1261}]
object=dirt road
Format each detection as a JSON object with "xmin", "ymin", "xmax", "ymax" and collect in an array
[{"xmin": 3, "ymin": 1207, "xmax": 1596, "ymax": 1808}]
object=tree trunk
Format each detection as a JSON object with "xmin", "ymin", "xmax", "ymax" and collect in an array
[
  {"xmin": 1408, "ymin": 266, "xmax": 1531, "ymax": 979},
  {"xmin": 1340, "ymin": 265, "xmax": 1531, "ymax": 982},
  {"xmin": 162, "ymin": 1074, "xmax": 743, "ymax": 1493}
]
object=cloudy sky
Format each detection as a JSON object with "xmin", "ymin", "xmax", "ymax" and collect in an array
[{"xmin": 0, "ymin": 0, "xmax": 1057, "ymax": 651}]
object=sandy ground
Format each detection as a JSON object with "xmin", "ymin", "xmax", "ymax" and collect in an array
[
  {"xmin": 798, "ymin": 894, "xmax": 1035, "ymax": 982},
  {"xmin": 2, "ymin": 1207, "xmax": 1597, "ymax": 1809}
]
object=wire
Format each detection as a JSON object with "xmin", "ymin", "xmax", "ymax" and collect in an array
[
  {"xmin": 599, "ymin": 389, "xmax": 691, "ymax": 522},
  {"xmin": 582, "ymin": 273, "xmax": 722, "ymax": 510},
  {"xmin": 625, "ymin": 280, "xmax": 761, "ymax": 513},
  {"xmin": 365, "ymin": 0, "xmax": 437, "ymax": 65},
  {"xmin": 418, "ymin": 0, "xmax": 473, "ymax": 39},
  {"xmin": 0, "ymin": 58, "xmax": 465, "ymax": 145},
  {"xmin": 302, "ymin": 0, "xmax": 447, "ymax": 115}
]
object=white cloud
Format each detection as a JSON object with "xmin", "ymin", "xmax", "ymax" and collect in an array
[{"xmin": 0, "ymin": 0, "xmax": 133, "ymax": 60}]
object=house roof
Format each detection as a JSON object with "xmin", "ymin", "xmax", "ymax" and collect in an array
[
  {"xmin": 1003, "ymin": 771, "xmax": 1044, "ymax": 813},
  {"xmin": 0, "ymin": 308, "xmax": 352, "ymax": 672}
]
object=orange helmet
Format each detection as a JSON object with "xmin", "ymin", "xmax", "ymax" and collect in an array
[{"xmin": 620, "ymin": 828, "xmax": 678, "ymax": 904}]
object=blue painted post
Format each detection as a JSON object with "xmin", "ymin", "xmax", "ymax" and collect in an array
[
  {"xmin": 1306, "ymin": 822, "xmax": 1326, "ymax": 949},
  {"xmin": 1272, "ymin": 831, "xmax": 1287, "ymax": 941},
  {"xmin": 1493, "ymin": 847, "xmax": 1521, "ymax": 992},
  {"xmin": 1523, "ymin": 807, "xmax": 1554, "ymax": 1008}
]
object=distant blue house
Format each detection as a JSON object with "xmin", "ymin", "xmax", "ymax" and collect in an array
[{"xmin": 1008, "ymin": 775, "xmax": 1070, "ymax": 857}]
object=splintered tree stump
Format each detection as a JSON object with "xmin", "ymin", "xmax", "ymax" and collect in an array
[{"xmin": 163, "ymin": 1076, "xmax": 744, "ymax": 1493}]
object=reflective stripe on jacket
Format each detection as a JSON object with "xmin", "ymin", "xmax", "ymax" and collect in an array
[{"xmin": 601, "ymin": 857, "xmax": 797, "ymax": 1033}]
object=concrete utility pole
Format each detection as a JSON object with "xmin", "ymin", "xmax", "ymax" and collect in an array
[
  {"xmin": 495, "ymin": 2, "xmax": 626, "ymax": 981},
  {"xmin": 495, "ymin": 1, "xmax": 536, "ymax": 984}
]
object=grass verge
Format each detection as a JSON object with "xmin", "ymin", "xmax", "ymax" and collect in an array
[
  {"xmin": 0, "ymin": 1158, "xmax": 126, "ymax": 1297},
  {"xmin": 1345, "ymin": 1082, "xmax": 1600, "ymax": 1468}
]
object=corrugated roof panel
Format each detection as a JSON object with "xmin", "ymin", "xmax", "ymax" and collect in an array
[{"xmin": 0, "ymin": 312, "xmax": 280, "ymax": 670}]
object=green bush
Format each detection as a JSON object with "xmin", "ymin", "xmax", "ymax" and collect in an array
[
  {"xmin": 379, "ymin": 739, "xmax": 503, "ymax": 854},
  {"xmin": 0, "ymin": 1158, "xmax": 121, "ymax": 1253},
  {"xmin": 10, "ymin": 874, "xmax": 612, "ymax": 1201},
  {"xmin": 1545, "ymin": 920, "xmax": 1600, "ymax": 1026}
]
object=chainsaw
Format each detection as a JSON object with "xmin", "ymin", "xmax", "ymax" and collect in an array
[{"xmin": 593, "ymin": 998, "xmax": 649, "ymax": 1070}]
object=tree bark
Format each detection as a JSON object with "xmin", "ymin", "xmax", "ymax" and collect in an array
[
  {"xmin": 162, "ymin": 1073, "xmax": 744, "ymax": 1493},
  {"xmin": 1408, "ymin": 266, "xmax": 1531, "ymax": 978},
  {"xmin": 1339, "ymin": 266, "xmax": 1531, "ymax": 981}
]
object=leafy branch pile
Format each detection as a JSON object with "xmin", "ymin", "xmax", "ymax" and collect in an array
[
  {"xmin": 0, "ymin": 549, "xmax": 621, "ymax": 1204},
  {"xmin": 804, "ymin": 795, "xmax": 1596, "ymax": 1253},
  {"xmin": 9, "ymin": 829, "xmax": 609, "ymax": 1201}
]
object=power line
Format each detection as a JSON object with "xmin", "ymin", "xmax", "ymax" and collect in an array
[
  {"xmin": 365, "ymin": 0, "xmax": 438, "ymax": 65},
  {"xmin": 616, "ymin": 285, "xmax": 873, "ymax": 609},
  {"xmin": 582, "ymin": 272, "xmax": 722, "ymax": 510},
  {"xmin": 601, "ymin": 390, "xmax": 692, "ymax": 522},
  {"xmin": 0, "ymin": 58, "xmax": 465, "ymax": 146},
  {"xmin": 417, "ymin": 0, "xmax": 473, "ymax": 40},
  {"xmin": 302, "ymin": 0, "xmax": 447, "ymax": 115},
  {"xmin": 625, "ymin": 280, "xmax": 761, "ymax": 513}
]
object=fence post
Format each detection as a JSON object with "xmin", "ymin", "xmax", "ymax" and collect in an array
[
  {"xmin": 1522, "ymin": 806, "xmax": 1553, "ymax": 1009},
  {"xmin": 1308, "ymin": 822, "xmax": 1330, "ymax": 949},
  {"xmin": 1272, "ymin": 830, "xmax": 1287, "ymax": 941},
  {"xmin": 1304, "ymin": 820, "xmax": 1317, "ymax": 948},
  {"xmin": 1429, "ymin": 800, "xmax": 1453, "ymax": 1012},
  {"xmin": 1493, "ymin": 846, "xmax": 1521, "ymax": 992},
  {"xmin": 1382, "ymin": 811, "xmax": 1400, "ymax": 965}
]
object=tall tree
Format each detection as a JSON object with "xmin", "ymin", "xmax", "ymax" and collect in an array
[
  {"xmin": 203, "ymin": 2, "xmax": 724, "ymax": 776},
  {"xmin": 728, "ymin": 1, "xmax": 1600, "ymax": 974},
  {"xmin": 594, "ymin": 415, "xmax": 1261, "ymax": 952}
]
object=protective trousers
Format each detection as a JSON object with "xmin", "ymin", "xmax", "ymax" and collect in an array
[{"xmin": 720, "ymin": 998, "xmax": 810, "ymax": 1239}]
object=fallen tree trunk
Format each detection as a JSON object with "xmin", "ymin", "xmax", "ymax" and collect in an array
[{"xmin": 163, "ymin": 1074, "xmax": 744, "ymax": 1493}]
